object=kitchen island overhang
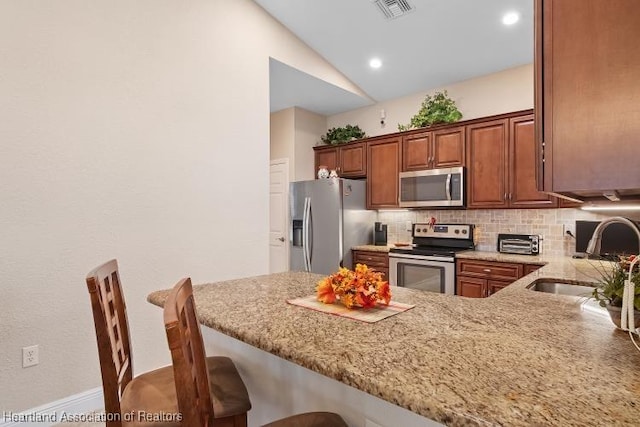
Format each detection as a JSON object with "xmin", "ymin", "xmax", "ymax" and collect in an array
[{"xmin": 148, "ymin": 265, "xmax": 640, "ymax": 426}]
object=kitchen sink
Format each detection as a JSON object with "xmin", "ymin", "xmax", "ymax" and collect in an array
[{"xmin": 527, "ymin": 280, "xmax": 596, "ymax": 298}]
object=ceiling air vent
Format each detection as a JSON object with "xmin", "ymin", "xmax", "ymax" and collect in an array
[{"xmin": 373, "ymin": 0, "xmax": 414, "ymax": 20}]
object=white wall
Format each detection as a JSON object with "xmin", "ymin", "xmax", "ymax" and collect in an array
[
  {"xmin": 293, "ymin": 108, "xmax": 326, "ymax": 182},
  {"xmin": 328, "ymin": 64, "xmax": 534, "ymax": 137},
  {"xmin": 269, "ymin": 107, "xmax": 327, "ymax": 182},
  {"xmin": 270, "ymin": 108, "xmax": 296, "ymax": 179},
  {"xmin": 0, "ymin": 0, "xmax": 358, "ymax": 412}
]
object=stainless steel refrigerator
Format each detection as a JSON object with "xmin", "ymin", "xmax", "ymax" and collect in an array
[{"xmin": 290, "ymin": 179, "xmax": 375, "ymax": 275}]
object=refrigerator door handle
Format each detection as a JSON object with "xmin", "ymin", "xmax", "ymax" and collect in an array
[{"xmin": 302, "ymin": 197, "xmax": 311, "ymax": 271}]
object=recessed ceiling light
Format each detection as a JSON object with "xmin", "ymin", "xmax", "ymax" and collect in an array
[
  {"xmin": 369, "ymin": 58, "xmax": 382, "ymax": 69},
  {"xmin": 502, "ymin": 12, "xmax": 519, "ymax": 26}
]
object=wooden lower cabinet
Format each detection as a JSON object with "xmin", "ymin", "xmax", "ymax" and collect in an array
[
  {"xmin": 457, "ymin": 276, "xmax": 486, "ymax": 298},
  {"xmin": 353, "ymin": 250, "xmax": 389, "ymax": 280},
  {"xmin": 524, "ymin": 264, "xmax": 542, "ymax": 275},
  {"xmin": 456, "ymin": 259, "xmax": 524, "ymax": 298}
]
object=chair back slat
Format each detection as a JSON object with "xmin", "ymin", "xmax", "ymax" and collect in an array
[
  {"xmin": 85, "ymin": 259, "xmax": 132, "ymax": 427},
  {"xmin": 164, "ymin": 278, "xmax": 214, "ymax": 427}
]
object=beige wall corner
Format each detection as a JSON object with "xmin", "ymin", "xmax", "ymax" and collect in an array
[
  {"xmin": 328, "ymin": 64, "xmax": 534, "ymax": 137},
  {"xmin": 293, "ymin": 108, "xmax": 326, "ymax": 182}
]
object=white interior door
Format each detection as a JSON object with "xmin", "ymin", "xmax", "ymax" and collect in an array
[{"xmin": 269, "ymin": 159, "xmax": 289, "ymax": 273}]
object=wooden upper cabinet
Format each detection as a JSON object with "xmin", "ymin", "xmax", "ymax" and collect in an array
[
  {"xmin": 402, "ymin": 126, "xmax": 465, "ymax": 171},
  {"xmin": 339, "ymin": 142, "xmax": 366, "ymax": 177},
  {"xmin": 536, "ymin": 0, "xmax": 640, "ymax": 201},
  {"xmin": 467, "ymin": 112, "xmax": 558, "ymax": 209},
  {"xmin": 509, "ymin": 115, "xmax": 557, "ymax": 208},
  {"xmin": 466, "ymin": 119, "xmax": 509, "ymax": 208},
  {"xmin": 402, "ymin": 132, "xmax": 431, "ymax": 171},
  {"xmin": 367, "ymin": 136, "xmax": 401, "ymax": 209},
  {"xmin": 432, "ymin": 126, "xmax": 465, "ymax": 169},
  {"xmin": 314, "ymin": 146, "xmax": 338, "ymax": 177},
  {"xmin": 313, "ymin": 142, "xmax": 366, "ymax": 178}
]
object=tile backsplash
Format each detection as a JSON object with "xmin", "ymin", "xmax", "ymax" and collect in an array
[{"xmin": 377, "ymin": 208, "xmax": 640, "ymax": 257}]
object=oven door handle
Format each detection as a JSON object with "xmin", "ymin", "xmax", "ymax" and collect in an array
[
  {"xmin": 388, "ymin": 252, "xmax": 455, "ymax": 262},
  {"xmin": 445, "ymin": 173, "xmax": 452, "ymax": 201}
]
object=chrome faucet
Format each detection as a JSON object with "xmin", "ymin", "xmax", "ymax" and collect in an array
[{"xmin": 586, "ymin": 216, "xmax": 640, "ymax": 256}]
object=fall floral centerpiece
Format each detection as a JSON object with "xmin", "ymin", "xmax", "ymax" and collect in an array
[{"xmin": 316, "ymin": 263, "xmax": 391, "ymax": 309}]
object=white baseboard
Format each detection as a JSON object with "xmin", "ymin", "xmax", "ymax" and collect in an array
[{"xmin": 1, "ymin": 387, "xmax": 103, "ymax": 427}]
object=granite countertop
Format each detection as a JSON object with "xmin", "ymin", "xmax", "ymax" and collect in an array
[
  {"xmin": 148, "ymin": 259, "xmax": 640, "ymax": 426},
  {"xmin": 455, "ymin": 250, "xmax": 549, "ymax": 265}
]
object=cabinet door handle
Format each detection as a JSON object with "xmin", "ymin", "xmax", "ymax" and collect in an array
[
  {"xmin": 509, "ymin": 193, "xmax": 512, "ymax": 201},
  {"xmin": 483, "ymin": 269, "xmax": 491, "ymax": 272},
  {"xmin": 504, "ymin": 193, "xmax": 507, "ymax": 200}
]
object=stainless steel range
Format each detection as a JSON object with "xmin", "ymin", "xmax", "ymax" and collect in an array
[{"xmin": 388, "ymin": 223, "xmax": 475, "ymax": 294}]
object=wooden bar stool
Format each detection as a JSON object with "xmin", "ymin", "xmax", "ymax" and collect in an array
[
  {"xmin": 163, "ymin": 277, "xmax": 348, "ymax": 427},
  {"xmin": 85, "ymin": 260, "xmax": 251, "ymax": 427}
]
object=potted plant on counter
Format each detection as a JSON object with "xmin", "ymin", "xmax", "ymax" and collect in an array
[{"xmin": 590, "ymin": 254, "xmax": 640, "ymax": 329}]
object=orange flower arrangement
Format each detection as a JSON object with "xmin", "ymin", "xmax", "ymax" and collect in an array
[{"xmin": 316, "ymin": 263, "xmax": 391, "ymax": 309}]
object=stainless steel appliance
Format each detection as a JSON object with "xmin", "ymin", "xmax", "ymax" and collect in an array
[
  {"xmin": 497, "ymin": 233, "xmax": 541, "ymax": 255},
  {"xmin": 373, "ymin": 222, "xmax": 388, "ymax": 246},
  {"xmin": 290, "ymin": 179, "xmax": 376, "ymax": 275},
  {"xmin": 398, "ymin": 166, "xmax": 465, "ymax": 208},
  {"xmin": 389, "ymin": 223, "xmax": 475, "ymax": 294}
]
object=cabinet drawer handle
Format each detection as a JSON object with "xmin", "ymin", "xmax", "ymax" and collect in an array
[{"xmin": 483, "ymin": 269, "xmax": 491, "ymax": 272}]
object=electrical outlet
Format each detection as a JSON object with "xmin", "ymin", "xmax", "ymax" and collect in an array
[
  {"xmin": 563, "ymin": 224, "xmax": 575, "ymax": 238},
  {"xmin": 22, "ymin": 345, "xmax": 38, "ymax": 368},
  {"xmin": 405, "ymin": 221, "xmax": 412, "ymax": 232}
]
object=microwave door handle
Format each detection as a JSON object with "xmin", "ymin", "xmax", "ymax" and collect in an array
[{"xmin": 445, "ymin": 173, "xmax": 452, "ymax": 201}]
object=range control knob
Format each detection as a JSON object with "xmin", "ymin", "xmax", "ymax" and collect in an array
[
  {"xmin": 454, "ymin": 229, "xmax": 460, "ymax": 234},
  {"xmin": 462, "ymin": 229, "xmax": 468, "ymax": 234}
]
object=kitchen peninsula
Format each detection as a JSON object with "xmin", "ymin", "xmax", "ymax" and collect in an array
[{"xmin": 148, "ymin": 262, "xmax": 640, "ymax": 427}]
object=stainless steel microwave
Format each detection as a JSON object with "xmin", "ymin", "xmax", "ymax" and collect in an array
[{"xmin": 398, "ymin": 167, "xmax": 465, "ymax": 208}]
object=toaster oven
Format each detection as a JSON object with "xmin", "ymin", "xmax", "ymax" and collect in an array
[{"xmin": 497, "ymin": 234, "xmax": 541, "ymax": 255}]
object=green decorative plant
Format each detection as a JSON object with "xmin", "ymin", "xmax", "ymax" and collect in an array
[
  {"xmin": 398, "ymin": 90, "xmax": 463, "ymax": 131},
  {"xmin": 321, "ymin": 124, "xmax": 366, "ymax": 145},
  {"xmin": 590, "ymin": 255, "xmax": 640, "ymax": 309}
]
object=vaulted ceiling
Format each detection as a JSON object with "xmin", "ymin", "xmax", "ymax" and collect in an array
[{"xmin": 256, "ymin": 0, "xmax": 534, "ymax": 115}]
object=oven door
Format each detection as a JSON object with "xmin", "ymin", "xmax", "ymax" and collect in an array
[{"xmin": 389, "ymin": 253, "xmax": 455, "ymax": 295}]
